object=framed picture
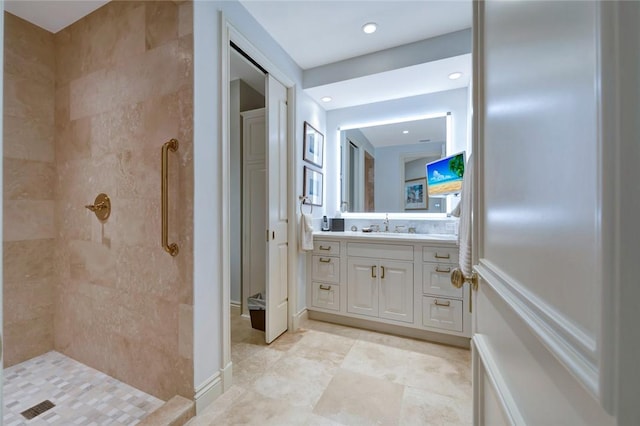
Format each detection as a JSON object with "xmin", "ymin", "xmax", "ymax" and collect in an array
[
  {"xmin": 303, "ymin": 166, "xmax": 323, "ymax": 206},
  {"xmin": 404, "ymin": 178, "xmax": 427, "ymax": 210},
  {"xmin": 303, "ymin": 121, "xmax": 324, "ymax": 168}
]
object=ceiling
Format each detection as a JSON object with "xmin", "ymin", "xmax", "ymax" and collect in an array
[
  {"xmin": 5, "ymin": 0, "xmax": 472, "ymax": 111},
  {"xmin": 239, "ymin": 0, "xmax": 472, "ymax": 110},
  {"xmin": 350, "ymin": 115, "xmax": 446, "ymax": 149},
  {"xmin": 5, "ymin": 0, "xmax": 109, "ymax": 33}
]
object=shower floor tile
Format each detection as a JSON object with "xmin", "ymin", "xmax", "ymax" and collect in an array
[{"xmin": 3, "ymin": 351, "xmax": 163, "ymax": 425}]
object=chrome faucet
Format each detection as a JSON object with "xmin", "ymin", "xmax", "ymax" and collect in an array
[{"xmin": 383, "ymin": 214, "xmax": 389, "ymax": 232}]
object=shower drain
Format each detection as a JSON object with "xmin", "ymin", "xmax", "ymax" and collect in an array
[{"xmin": 21, "ymin": 400, "xmax": 55, "ymax": 420}]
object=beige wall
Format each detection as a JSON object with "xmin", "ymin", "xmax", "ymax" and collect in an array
[
  {"xmin": 3, "ymin": 13, "xmax": 56, "ymax": 367},
  {"xmin": 3, "ymin": 1, "xmax": 194, "ymax": 401}
]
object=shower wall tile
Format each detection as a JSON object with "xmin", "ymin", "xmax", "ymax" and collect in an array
[
  {"xmin": 3, "ymin": 239, "xmax": 55, "ymax": 283},
  {"xmin": 178, "ymin": 1, "xmax": 193, "ymax": 37},
  {"xmin": 3, "ymin": 158, "xmax": 55, "ymax": 200},
  {"xmin": 3, "ymin": 200, "xmax": 56, "ymax": 241},
  {"xmin": 146, "ymin": 1, "xmax": 178, "ymax": 50},
  {"xmin": 3, "ymin": 315, "xmax": 54, "ymax": 367},
  {"xmin": 52, "ymin": 1, "xmax": 194, "ymax": 402},
  {"xmin": 3, "ymin": 114, "xmax": 55, "ymax": 162}
]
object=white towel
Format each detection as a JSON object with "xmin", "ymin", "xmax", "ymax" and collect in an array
[
  {"xmin": 457, "ymin": 154, "xmax": 473, "ymax": 277},
  {"xmin": 300, "ymin": 213, "xmax": 314, "ymax": 251}
]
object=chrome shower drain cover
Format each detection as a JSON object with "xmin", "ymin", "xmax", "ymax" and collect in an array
[{"xmin": 21, "ymin": 400, "xmax": 55, "ymax": 419}]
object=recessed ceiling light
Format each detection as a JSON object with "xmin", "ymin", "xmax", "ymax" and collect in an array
[
  {"xmin": 448, "ymin": 72, "xmax": 463, "ymax": 80},
  {"xmin": 321, "ymin": 96, "xmax": 332, "ymax": 103},
  {"xmin": 362, "ymin": 22, "xmax": 377, "ymax": 34},
  {"xmin": 402, "ymin": 130, "xmax": 409, "ymax": 134}
]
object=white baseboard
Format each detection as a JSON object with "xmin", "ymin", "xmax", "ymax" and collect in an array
[
  {"xmin": 221, "ymin": 361, "xmax": 233, "ymax": 392},
  {"xmin": 293, "ymin": 308, "xmax": 308, "ymax": 330},
  {"xmin": 194, "ymin": 372, "xmax": 222, "ymax": 414},
  {"xmin": 230, "ymin": 302, "xmax": 241, "ymax": 310}
]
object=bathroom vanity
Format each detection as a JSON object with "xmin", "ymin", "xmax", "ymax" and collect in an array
[{"xmin": 307, "ymin": 232, "xmax": 471, "ymax": 346}]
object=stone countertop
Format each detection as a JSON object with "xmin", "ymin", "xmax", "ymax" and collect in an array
[{"xmin": 313, "ymin": 231, "xmax": 458, "ymax": 244}]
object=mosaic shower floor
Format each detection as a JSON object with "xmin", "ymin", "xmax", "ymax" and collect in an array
[{"xmin": 3, "ymin": 351, "xmax": 163, "ymax": 425}]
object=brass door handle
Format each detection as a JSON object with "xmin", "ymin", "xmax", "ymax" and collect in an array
[
  {"xmin": 434, "ymin": 299, "xmax": 451, "ymax": 307},
  {"xmin": 380, "ymin": 266, "xmax": 385, "ymax": 279},
  {"xmin": 161, "ymin": 138, "xmax": 179, "ymax": 256},
  {"xmin": 371, "ymin": 265, "xmax": 377, "ymax": 278}
]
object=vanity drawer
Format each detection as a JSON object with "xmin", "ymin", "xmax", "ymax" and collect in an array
[
  {"xmin": 314, "ymin": 240, "xmax": 340, "ymax": 256},
  {"xmin": 422, "ymin": 296, "xmax": 463, "ymax": 332},
  {"xmin": 311, "ymin": 282, "xmax": 340, "ymax": 311},
  {"xmin": 422, "ymin": 263, "xmax": 463, "ymax": 298},
  {"xmin": 347, "ymin": 243, "xmax": 413, "ymax": 261},
  {"xmin": 422, "ymin": 246, "xmax": 459, "ymax": 264},
  {"xmin": 311, "ymin": 255, "xmax": 340, "ymax": 284}
]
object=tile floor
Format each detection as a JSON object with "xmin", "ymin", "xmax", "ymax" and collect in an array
[
  {"xmin": 188, "ymin": 310, "xmax": 472, "ymax": 425},
  {"xmin": 3, "ymin": 351, "xmax": 163, "ymax": 425}
]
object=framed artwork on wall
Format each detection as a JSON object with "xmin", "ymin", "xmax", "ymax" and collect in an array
[
  {"xmin": 404, "ymin": 178, "xmax": 428, "ymax": 210},
  {"xmin": 303, "ymin": 166, "xmax": 323, "ymax": 206},
  {"xmin": 303, "ymin": 121, "xmax": 324, "ymax": 168}
]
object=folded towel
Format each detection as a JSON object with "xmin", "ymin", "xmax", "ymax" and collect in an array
[
  {"xmin": 300, "ymin": 213, "xmax": 314, "ymax": 251},
  {"xmin": 457, "ymin": 154, "xmax": 473, "ymax": 277}
]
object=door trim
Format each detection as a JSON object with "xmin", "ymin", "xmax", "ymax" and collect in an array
[{"xmin": 219, "ymin": 12, "xmax": 297, "ymax": 384}]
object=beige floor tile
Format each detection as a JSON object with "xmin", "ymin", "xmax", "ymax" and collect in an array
[
  {"xmin": 400, "ymin": 386, "xmax": 472, "ymax": 426},
  {"xmin": 232, "ymin": 346, "xmax": 285, "ymax": 387},
  {"xmin": 341, "ymin": 340, "xmax": 471, "ymax": 399},
  {"xmin": 313, "ymin": 369, "xmax": 405, "ymax": 426}
]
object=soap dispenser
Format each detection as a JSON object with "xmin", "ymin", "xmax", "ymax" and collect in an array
[{"xmin": 321, "ymin": 215, "xmax": 330, "ymax": 231}]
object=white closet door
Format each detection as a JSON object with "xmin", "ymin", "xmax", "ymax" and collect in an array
[{"xmin": 265, "ymin": 75, "xmax": 288, "ymax": 344}]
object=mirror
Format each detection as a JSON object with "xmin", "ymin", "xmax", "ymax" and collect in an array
[{"xmin": 340, "ymin": 113, "xmax": 455, "ymax": 213}]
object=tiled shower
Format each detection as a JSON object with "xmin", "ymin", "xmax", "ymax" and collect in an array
[{"xmin": 3, "ymin": 1, "xmax": 195, "ymax": 422}]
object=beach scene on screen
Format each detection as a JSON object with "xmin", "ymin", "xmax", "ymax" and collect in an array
[{"xmin": 426, "ymin": 153, "xmax": 465, "ymax": 196}]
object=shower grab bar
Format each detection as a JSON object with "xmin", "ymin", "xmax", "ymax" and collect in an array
[{"xmin": 161, "ymin": 138, "xmax": 179, "ymax": 256}]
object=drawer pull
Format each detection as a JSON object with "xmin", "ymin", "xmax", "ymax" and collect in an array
[
  {"xmin": 434, "ymin": 253, "xmax": 451, "ymax": 259},
  {"xmin": 435, "ymin": 266, "xmax": 451, "ymax": 273},
  {"xmin": 319, "ymin": 284, "xmax": 332, "ymax": 291},
  {"xmin": 381, "ymin": 266, "xmax": 385, "ymax": 279},
  {"xmin": 319, "ymin": 245, "xmax": 331, "ymax": 251},
  {"xmin": 371, "ymin": 265, "xmax": 377, "ymax": 278},
  {"xmin": 319, "ymin": 258, "xmax": 331, "ymax": 263},
  {"xmin": 434, "ymin": 299, "xmax": 451, "ymax": 307}
]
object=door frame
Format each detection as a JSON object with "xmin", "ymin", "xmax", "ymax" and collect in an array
[{"xmin": 219, "ymin": 13, "xmax": 297, "ymax": 391}]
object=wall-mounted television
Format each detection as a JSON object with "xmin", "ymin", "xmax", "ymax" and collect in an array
[{"xmin": 425, "ymin": 151, "xmax": 466, "ymax": 196}]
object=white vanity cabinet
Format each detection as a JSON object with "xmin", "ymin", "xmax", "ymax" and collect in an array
[
  {"xmin": 346, "ymin": 242, "xmax": 414, "ymax": 323},
  {"xmin": 310, "ymin": 240, "xmax": 341, "ymax": 311},
  {"xmin": 307, "ymin": 232, "xmax": 470, "ymax": 345}
]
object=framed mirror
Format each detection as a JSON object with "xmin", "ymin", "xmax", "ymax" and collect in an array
[{"xmin": 340, "ymin": 112, "xmax": 456, "ymax": 215}]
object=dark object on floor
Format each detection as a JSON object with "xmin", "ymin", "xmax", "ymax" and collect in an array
[
  {"xmin": 21, "ymin": 400, "xmax": 55, "ymax": 420},
  {"xmin": 248, "ymin": 293, "xmax": 266, "ymax": 331}
]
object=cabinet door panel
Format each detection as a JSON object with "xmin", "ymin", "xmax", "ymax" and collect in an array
[
  {"xmin": 311, "ymin": 256, "xmax": 340, "ymax": 284},
  {"xmin": 379, "ymin": 261, "xmax": 414, "ymax": 323},
  {"xmin": 347, "ymin": 257, "xmax": 378, "ymax": 317}
]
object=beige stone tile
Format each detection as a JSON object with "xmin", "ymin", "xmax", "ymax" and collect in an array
[
  {"xmin": 232, "ymin": 347, "xmax": 285, "ymax": 388},
  {"xmin": 300, "ymin": 317, "xmax": 365, "ymax": 339},
  {"xmin": 341, "ymin": 340, "xmax": 471, "ymax": 400},
  {"xmin": 313, "ymin": 369, "xmax": 405, "ymax": 426},
  {"xmin": 69, "ymin": 38, "xmax": 191, "ymax": 120},
  {"xmin": 55, "ymin": 2, "xmax": 145, "ymax": 86},
  {"xmin": 178, "ymin": 1, "xmax": 193, "ymax": 37},
  {"xmin": 3, "ymin": 314, "xmax": 54, "ymax": 367},
  {"xmin": 399, "ymin": 386, "xmax": 472, "ymax": 426},
  {"xmin": 3, "ymin": 158, "xmax": 54, "ymax": 201},
  {"xmin": 357, "ymin": 329, "xmax": 471, "ymax": 364},
  {"xmin": 252, "ymin": 353, "xmax": 337, "ymax": 409},
  {"xmin": 68, "ymin": 239, "xmax": 116, "ymax": 285},
  {"xmin": 3, "ymin": 278, "xmax": 54, "ymax": 325},
  {"xmin": 89, "ymin": 100, "xmax": 144, "ymax": 157},
  {"xmin": 115, "ymin": 146, "xmax": 162, "ymax": 199},
  {"xmin": 4, "ymin": 12, "xmax": 55, "ymax": 83},
  {"xmin": 4, "ymin": 200, "xmax": 55, "ymax": 241},
  {"xmin": 3, "ymin": 114, "xmax": 55, "ymax": 162},
  {"xmin": 54, "ymin": 198, "xmax": 92, "ymax": 241},
  {"xmin": 55, "ymin": 117, "xmax": 92, "ymax": 162},
  {"xmin": 3, "ymin": 239, "xmax": 54, "ymax": 282},
  {"xmin": 4, "ymin": 75, "xmax": 55, "ymax": 121},
  {"xmin": 187, "ymin": 384, "xmax": 246, "ymax": 425},
  {"xmin": 179, "ymin": 303, "xmax": 194, "ymax": 359},
  {"xmin": 55, "ymin": 84, "xmax": 70, "ymax": 127},
  {"xmin": 146, "ymin": 1, "xmax": 179, "ymax": 50},
  {"xmin": 289, "ymin": 329, "xmax": 356, "ymax": 365}
]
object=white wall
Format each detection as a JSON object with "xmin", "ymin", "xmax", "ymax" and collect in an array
[
  {"xmin": 326, "ymin": 88, "xmax": 468, "ymax": 214},
  {"xmin": 193, "ymin": 0, "xmax": 325, "ymax": 397}
]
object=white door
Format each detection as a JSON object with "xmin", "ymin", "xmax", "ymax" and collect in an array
[
  {"xmin": 264, "ymin": 74, "xmax": 288, "ymax": 344},
  {"xmin": 471, "ymin": 1, "xmax": 619, "ymax": 424}
]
